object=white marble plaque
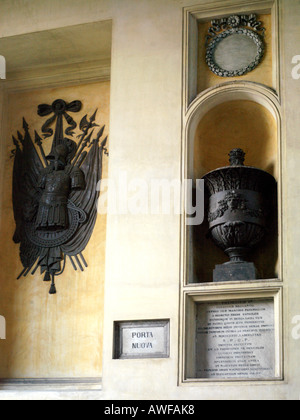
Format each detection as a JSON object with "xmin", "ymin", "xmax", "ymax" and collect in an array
[
  {"xmin": 196, "ymin": 299, "xmax": 275, "ymax": 380},
  {"xmin": 214, "ymin": 34, "xmax": 258, "ymax": 72},
  {"xmin": 114, "ymin": 320, "xmax": 170, "ymax": 359}
]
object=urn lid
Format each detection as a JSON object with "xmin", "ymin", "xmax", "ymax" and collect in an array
[{"xmin": 202, "ymin": 149, "xmax": 276, "ymax": 195}]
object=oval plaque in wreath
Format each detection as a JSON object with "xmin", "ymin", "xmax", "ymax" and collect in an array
[{"xmin": 205, "ymin": 15, "xmax": 265, "ymax": 78}]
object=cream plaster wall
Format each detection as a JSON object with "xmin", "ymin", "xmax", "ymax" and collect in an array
[{"xmin": 0, "ymin": 0, "xmax": 299, "ymax": 401}]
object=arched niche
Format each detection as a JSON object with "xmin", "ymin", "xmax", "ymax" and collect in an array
[{"xmin": 183, "ymin": 82, "xmax": 281, "ymax": 284}]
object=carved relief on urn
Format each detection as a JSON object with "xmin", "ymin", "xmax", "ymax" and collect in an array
[{"xmin": 203, "ymin": 149, "xmax": 276, "ymax": 282}]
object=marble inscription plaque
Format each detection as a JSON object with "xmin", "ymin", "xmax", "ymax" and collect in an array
[
  {"xmin": 214, "ymin": 34, "xmax": 259, "ymax": 72},
  {"xmin": 114, "ymin": 320, "xmax": 170, "ymax": 359},
  {"xmin": 196, "ymin": 299, "xmax": 275, "ymax": 379}
]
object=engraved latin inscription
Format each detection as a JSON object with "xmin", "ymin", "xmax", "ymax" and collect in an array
[{"xmin": 196, "ymin": 299, "xmax": 275, "ymax": 379}]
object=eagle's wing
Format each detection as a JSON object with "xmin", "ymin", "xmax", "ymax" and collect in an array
[
  {"xmin": 12, "ymin": 122, "xmax": 44, "ymax": 273},
  {"xmin": 12, "ymin": 142, "xmax": 23, "ymax": 245},
  {"xmin": 61, "ymin": 137, "xmax": 107, "ymax": 266}
]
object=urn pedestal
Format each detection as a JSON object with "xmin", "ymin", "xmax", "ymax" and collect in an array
[{"xmin": 202, "ymin": 149, "xmax": 276, "ymax": 282}]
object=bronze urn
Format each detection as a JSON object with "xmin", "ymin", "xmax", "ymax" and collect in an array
[{"xmin": 202, "ymin": 148, "xmax": 276, "ymax": 282}]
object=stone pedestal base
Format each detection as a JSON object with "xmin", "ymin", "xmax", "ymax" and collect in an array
[{"xmin": 213, "ymin": 262, "xmax": 258, "ymax": 282}]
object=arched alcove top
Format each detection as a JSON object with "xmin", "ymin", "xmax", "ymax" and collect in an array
[
  {"xmin": 182, "ymin": 81, "xmax": 282, "ymax": 285},
  {"xmin": 183, "ymin": 81, "xmax": 282, "ymax": 180},
  {"xmin": 194, "ymin": 99, "xmax": 278, "ymax": 179}
]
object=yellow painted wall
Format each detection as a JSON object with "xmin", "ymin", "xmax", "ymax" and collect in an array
[
  {"xmin": 0, "ymin": 81, "xmax": 110, "ymax": 378},
  {"xmin": 194, "ymin": 100, "xmax": 278, "ymax": 179},
  {"xmin": 193, "ymin": 100, "xmax": 278, "ymax": 283},
  {"xmin": 197, "ymin": 14, "xmax": 273, "ymax": 93}
]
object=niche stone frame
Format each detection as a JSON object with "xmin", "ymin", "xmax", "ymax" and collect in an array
[
  {"xmin": 183, "ymin": 0, "xmax": 281, "ymax": 106},
  {"xmin": 0, "ymin": 19, "xmax": 112, "ymax": 393},
  {"xmin": 180, "ymin": 283, "xmax": 283, "ymax": 383},
  {"xmin": 182, "ymin": 82, "xmax": 283, "ymax": 285},
  {"xmin": 179, "ymin": 0, "xmax": 284, "ymax": 386}
]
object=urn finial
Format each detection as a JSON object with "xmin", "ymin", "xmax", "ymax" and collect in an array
[{"xmin": 229, "ymin": 148, "xmax": 245, "ymax": 166}]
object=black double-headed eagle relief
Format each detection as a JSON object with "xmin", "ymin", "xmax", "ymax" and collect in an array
[{"xmin": 11, "ymin": 99, "xmax": 108, "ymax": 294}]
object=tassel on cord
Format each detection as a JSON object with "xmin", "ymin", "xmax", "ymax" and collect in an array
[
  {"xmin": 44, "ymin": 271, "xmax": 51, "ymax": 282},
  {"xmin": 49, "ymin": 275, "xmax": 57, "ymax": 295}
]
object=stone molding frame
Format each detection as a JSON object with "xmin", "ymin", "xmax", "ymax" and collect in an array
[
  {"xmin": 179, "ymin": 283, "xmax": 283, "ymax": 384},
  {"xmin": 180, "ymin": 0, "xmax": 284, "ymax": 388},
  {"xmin": 0, "ymin": 378, "xmax": 102, "ymax": 392},
  {"xmin": 181, "ymin": 81, "xmax": 283, "ymax": 286},
  {"xmin": 0, "ymin": 19, "xmax": 112, "ymax": 395},
  {"xmin": 183, "ymin": 0, "xmax": 281, "ymax": 108}
]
